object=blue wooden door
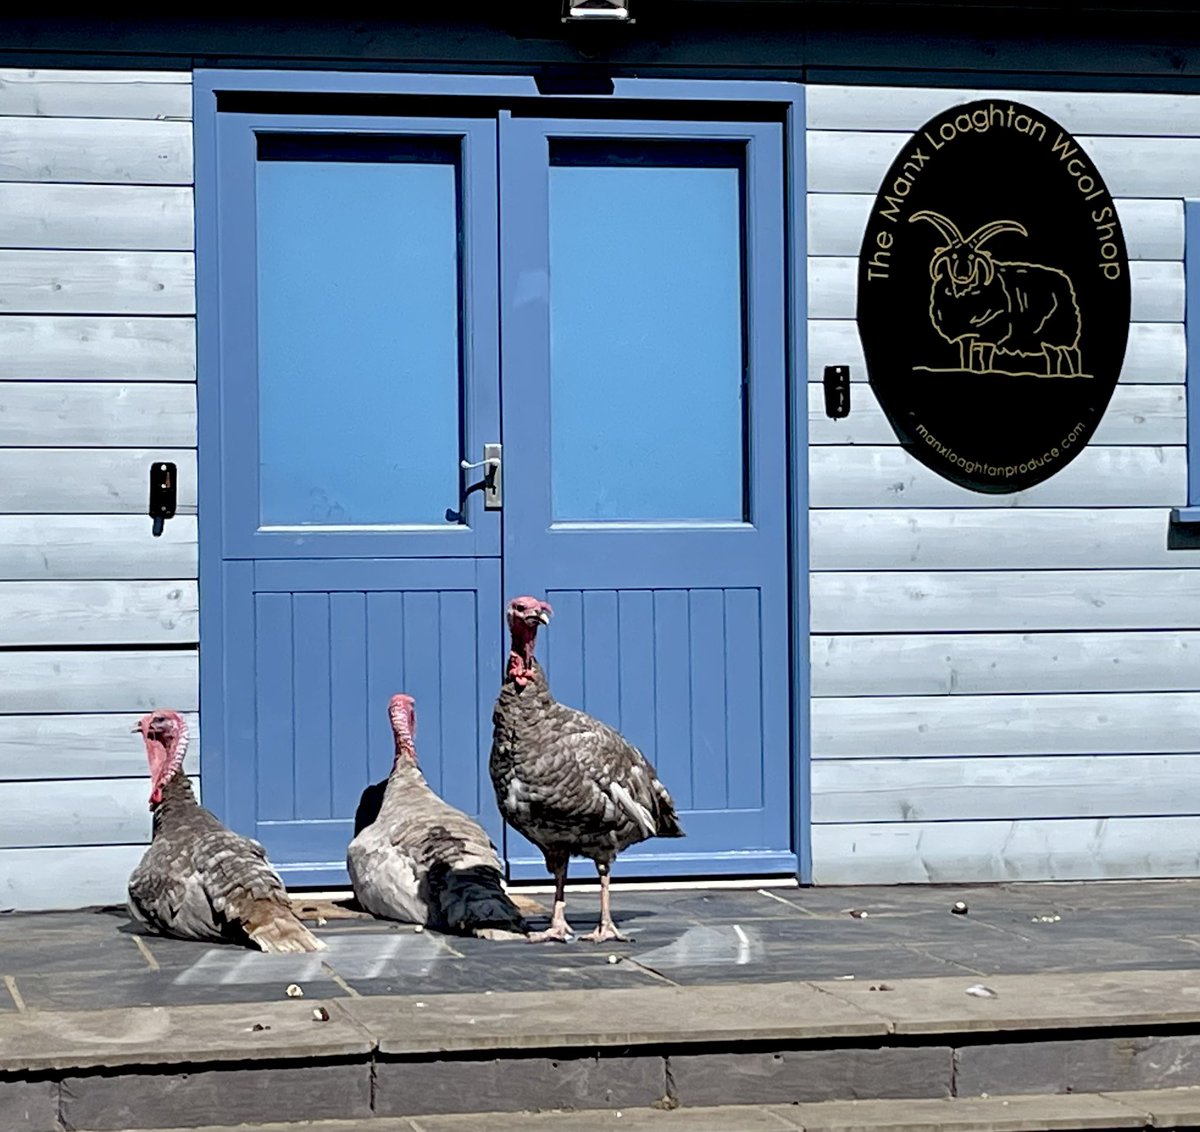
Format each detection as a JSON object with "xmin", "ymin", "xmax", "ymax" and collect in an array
[
  {"xmin": 499, "ymin": 117, "xmax": 795, "ymax": 877},
  {"xmin": 204, "ymin": 109, "xmax": 795, "ymax": 884},
  {"xmin": 204, "ymin": 115, "xmax": 504, "ymax": 886}
]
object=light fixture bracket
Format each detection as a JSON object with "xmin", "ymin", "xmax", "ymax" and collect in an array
[{"xmin": 562, "ymin": 0, "xmax": 633, "ymax": 22}]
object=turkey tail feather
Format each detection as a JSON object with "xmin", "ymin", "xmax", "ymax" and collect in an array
[
  {"xmin": 244, "ymin": 900, "xmax": 327, "ymax": 953},
  {"xmin": 437, "ymin": 865, "xmax": 528, "ymax": 937},
  {"xmin": 656, "ymin": 809, "xmax": 686, "ymax": 838},
  {"xmin": 653, "ymin": 782, "xmax": 686, "ymax": 839}
]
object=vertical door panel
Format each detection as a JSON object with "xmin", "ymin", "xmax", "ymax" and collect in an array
[
  {"xmin": 208, "ymin": 116, "xmax": 502, "ymax": 885},
  {"xmin": 500, "ymin": 118, "xmax": 795, "ymax": 878}
]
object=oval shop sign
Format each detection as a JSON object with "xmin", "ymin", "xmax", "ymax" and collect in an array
[{"xmin": 856, "ymin": 100, "xmax": 1131, "ymax": 494}]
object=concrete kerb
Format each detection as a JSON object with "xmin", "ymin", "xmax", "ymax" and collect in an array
[
  {"xmin": 7, "ymin": 969, "xmax": 1200, "ymax": 1074},
  {"xmin": 59, "ymin": 1087, "xmax": 1200, "ymax": 1131},
  {"xmin": 0, "ymin": 997, "xmax": 375, "ymax": 1073},
  {"xmin": 813, "ymin": 968, "xmax": 1200, "ymax": 1037},
  {"xmin": 7, "ymin": 969, "xmax": 1200, "ymax": 1129}
]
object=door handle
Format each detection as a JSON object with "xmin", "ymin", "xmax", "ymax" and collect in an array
[{"xmin": 460, "ymin": 443, "xmax": 502, "ymax": 510}]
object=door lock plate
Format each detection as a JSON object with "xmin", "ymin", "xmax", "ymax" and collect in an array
[{"xmin": 481, "ymin": 442, "xmax": 502, "ymax": 510}]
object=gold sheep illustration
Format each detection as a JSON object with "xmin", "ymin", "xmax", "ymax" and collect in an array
[{"xmin": 909, "ymin": 210, "xmax": 1084, "ymax": 378}]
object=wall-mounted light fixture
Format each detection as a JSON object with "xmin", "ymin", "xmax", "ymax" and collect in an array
[{"xmin": 563, "ymin": 0, "xmax": 633, "ymax": 22}]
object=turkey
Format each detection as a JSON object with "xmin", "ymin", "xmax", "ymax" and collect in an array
[
  {"xmin": 490, "ymin": 595, "xmax": 685, "ymax": 943},
  {"xmin": 347, "ymin": 693, "xmax": 527, "ymax": 938},
  {"xmin": 127, "ymin": 709, "xmax": 325, "ymax": 953}
]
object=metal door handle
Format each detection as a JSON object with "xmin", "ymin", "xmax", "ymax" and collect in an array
[{"xmin": 460, "ymin": 443, "xmax": 502, "ymax": 510}]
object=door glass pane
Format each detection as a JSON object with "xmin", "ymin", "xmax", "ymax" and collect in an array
[
  {"xmin": 548, "ymin": 140, "xmax": 746, "ymax": 522},
  {"xmin": 255, "ymin": 136, "xmax": 461, "ymax": 527}
]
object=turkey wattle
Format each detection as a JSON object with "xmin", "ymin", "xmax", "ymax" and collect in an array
[
  {"xmin": 347, "ymin": 693, "xmax": 527, "ymax": 938},
  {"xmin": 127, "ymin": 710, "xmax": 325, "ymax": 953},
  {"xmin": 490, "ymin": 595, "xmax": 685, "ymax": 943}
]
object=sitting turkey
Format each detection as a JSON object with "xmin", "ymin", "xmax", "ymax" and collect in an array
[
  {"xmin": 490, "ymin": 596, "xmax": 685, "ymax": 943},
  {"xmin": 347, "ymin": 693, "xmax": 527, "ymax": 938},
  {"xmin": 127, "ymin": 710, "xmax": 325, "ymax": 953}
]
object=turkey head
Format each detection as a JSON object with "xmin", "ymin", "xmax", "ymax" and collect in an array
[
  {"xmin": 506, "ymin": 595, "xmax": 553, "ymax": 687},
  {"xmin": 133, "ymin": 709, "xmax": 189, "ymax": 807}
]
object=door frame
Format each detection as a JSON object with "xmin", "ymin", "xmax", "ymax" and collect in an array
[{"xmin": 193, "ymin": 70, "xmax": 812, "ymax": 884}]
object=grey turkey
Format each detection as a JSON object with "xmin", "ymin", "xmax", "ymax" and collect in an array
[
  {"xmin": 347, "ymin": 693, "xmax": 527, "ymax": 938},
  {"xmin": 490, "ymin": 595, "xmax": 685, "ymax": 943},
  {"xmin": 127, "ymin": 710, "xmax": 325, "ymax": 953}
]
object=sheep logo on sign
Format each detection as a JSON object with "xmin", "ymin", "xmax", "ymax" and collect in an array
[
  {"xmin": 857, "ymin": 100, "xmax": 1130, "ymax": 494},
  {"xmin": 910, "ymin": 212, "xmax": 1082, "ymax": 377}
]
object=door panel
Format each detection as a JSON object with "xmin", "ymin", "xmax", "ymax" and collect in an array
[
  {"xmin": 248, "ymin": 561, "xmax": 501, "ymax": 880},
  {"xmin": 255, "ymin": 140, "xmax": 463, "ymax": 528},
  {"xmin": 214, "ymin": 114, "xmax": 500, "ymax": 560},
  {"xmin": 220, "ymin": 558, "xmax": 502, "ymax": 884},
  {"xmin": 500, "ymin": 117, "xmax": 794, "ymax": 878},
  {"xmin": 209, "ymin": 114, "xmax": 502, "ymax": 884},
  {"xmin": 547, "ymin": 143, "xmax": 747, "ymax": 522}
]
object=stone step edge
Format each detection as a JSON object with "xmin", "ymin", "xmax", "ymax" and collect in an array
[
  {"xmin": 9, "ymin": 966, "xmax": 1200, "ymax": 1074},
  {"xmin": 79, "ymin": 1085, "xmax": 1200, "ymax": 1132}
]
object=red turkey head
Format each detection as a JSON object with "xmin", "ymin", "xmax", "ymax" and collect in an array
[
  {"xmin": 133, "ymin": 709, "xmax": 189, "ymax": 807},
  {"xmin": 506, "ymin": 595, "xmax": 553, "ymax": 687},
  {"xmin": 388, "ymin": 693, "xmax": 418, "ymax": 763},
  {"xmin": 507, "ymin": 595, "xmax": 552, "ymax": 631}
]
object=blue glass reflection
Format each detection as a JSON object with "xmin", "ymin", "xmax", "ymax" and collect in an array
[
  {"xmin": 549, "ymin": 161, "xmax": 745, "ymax": 522},
  {"xmin": 256, "ymin": 159, "xmax": 460, "ymax": 526}
]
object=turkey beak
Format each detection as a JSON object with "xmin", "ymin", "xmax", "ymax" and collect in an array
[
  {"xmin": 131, "ymin": 724, "xmax": 141, "ymax": 733},
  {"xmin": 536, "ymin": 609, "xmax": 550, "ymax": 625}
]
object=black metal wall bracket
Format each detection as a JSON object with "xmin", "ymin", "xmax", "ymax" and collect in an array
[
  {"xmin": 823, "ymin": 365, "xmax": 851, "ymax": 419},
  {"xmin": 149, "ymin": 461, "xmax": 177, "ymax": 537}
]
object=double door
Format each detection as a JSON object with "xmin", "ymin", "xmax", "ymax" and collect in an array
[{"xmin": 205, "ymin": 106, "xmax": 794, "ymax": 884}]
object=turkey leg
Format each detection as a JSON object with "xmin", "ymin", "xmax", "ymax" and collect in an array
[
  {"xmin": 528, "ymin": 851, "xmax": 575, "ymax": 942},
  {"xmin": 582, "ymin": 864, "xmax": 629, "ymax": 943}
]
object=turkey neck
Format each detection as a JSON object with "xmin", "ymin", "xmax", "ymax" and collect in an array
[
  {"xmin": 380, "ymin": 750, "xmax": 426, "ymax": 816},
  {"xmin": 507, "ymin": 620, "xmax": 544, "ymax": 685},
  {"xmin": 151, "ymin": 771, "xmax": 199, "ymax": 835},
  {"xmin": 497, "ymin": 657, "xmax": 556, "ymax": 725}
]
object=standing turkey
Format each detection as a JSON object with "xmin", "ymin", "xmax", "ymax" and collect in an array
[
  {"xmin": 127, "ymin": 709, "xmax": 325, "ymax": 953},
  {"xmin": 347, "ymin": 693, "xmax": 527, "ymax": 937},
  {"xmin": 490, "ymin": 595, "xmax": 685, "ymax": 942}
]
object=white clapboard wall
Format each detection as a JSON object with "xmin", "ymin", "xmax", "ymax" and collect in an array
[
  {"xmin": 0, "ymin": 70, "xmax": 197, "ymax": 911},
  {"xmin": 806, "ymin": 83, "xmax": 1200, "ymax": 884}
]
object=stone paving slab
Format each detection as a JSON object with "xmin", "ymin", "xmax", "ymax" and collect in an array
[
  {"xmin": 0, "ymin": 996, "xmax": 371, "ymax": 1072},
  {"xmin": 1101, "ymin": 1085, "xmax": 1200, "ymax": 1127},
  {"xmin": 817, "ymin": 967, "xmax": 1200, "ymax": 1035},
  {"xmin": 336, "ymin": 978, "xmax": 890, "ymax": 1055}
]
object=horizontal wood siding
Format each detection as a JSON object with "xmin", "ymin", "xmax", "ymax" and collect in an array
[
  {"xmin": 0, "ymin": 185, "xmax": 194, "ymax": 250},
  {"xmin": 0, "ymin": 250, "xmax": 195, "ymax": 314},
  {"xmin": 806, "ymin": 82, "xmax": 1200, "ymax": 884},
  {"xmin": 0, "ymin": 383, "xmax": 196, "ymax": 446},
  {"xmin": 0, "ymin": 70, "xmax": 196, "ymax": 909},
  {"xmin": 0, "ymin": 516, "xmax": 197, "ymax": 580},
  {"xmin": 813, "ymin": 632, "xmax": 1200, "ymax": 697}
]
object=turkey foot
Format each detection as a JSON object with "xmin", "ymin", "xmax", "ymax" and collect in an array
[
  {"xmin": 582, "ymin": 921, "xmax": 629, "ymax": 943},
  {"xmin": 528, "ymin": 920, "xmax": 576, "ymax": 943}
]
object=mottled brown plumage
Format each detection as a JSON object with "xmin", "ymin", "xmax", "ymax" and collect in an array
[
  {"xmin": 348, "ymin": 694, "xmax": 527, "ymax": 937},
  {"xmin": 490, "ymin": 596, "xmax": 684, "ymax": 942},
  {"xmin": 127, "ymin": 710, "xmax": 325, "ymax": 953}
]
